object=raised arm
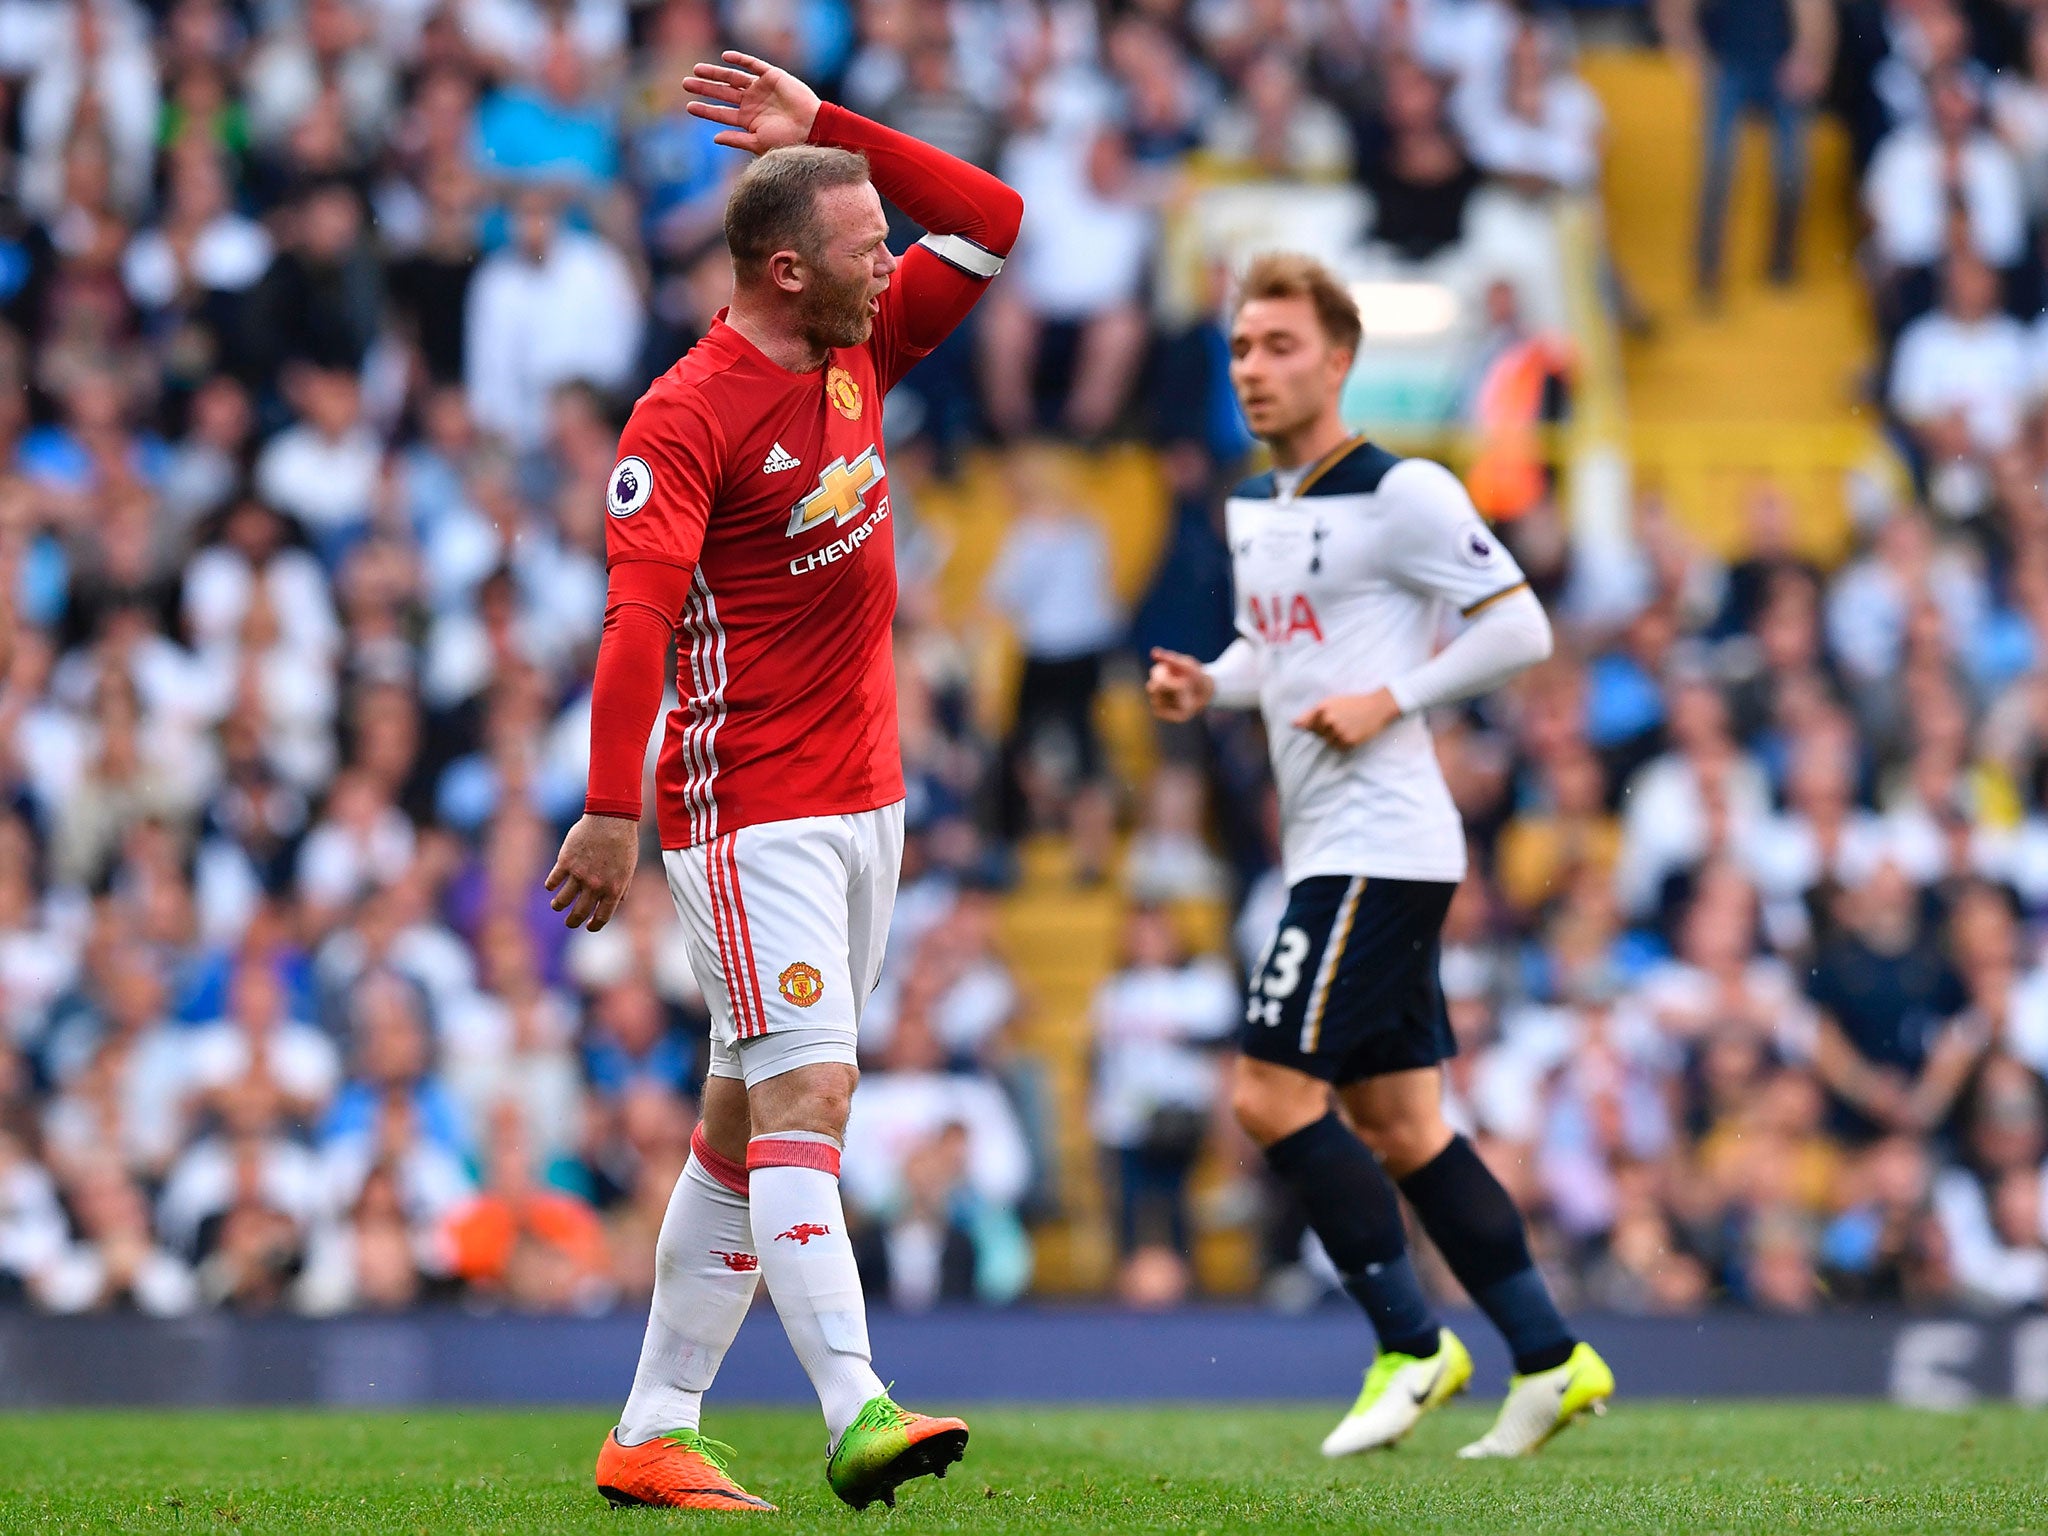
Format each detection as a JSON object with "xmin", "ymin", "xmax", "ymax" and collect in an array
[
  {"xmin": 685, "ymin": 51, "xmax": 1022, "ymax": 380},
  {"xmin": 808, "ymin": 103, "xmax": 1023, "ymax": 271}
]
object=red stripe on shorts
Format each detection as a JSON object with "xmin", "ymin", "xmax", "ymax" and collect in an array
[
  {"xmin": 705, "ymin": 836, "xmax": 757, "ymax": 1039},
  {"xmin": 722, "ymin": 834, "xmax": 770, "ymax": 1039}
]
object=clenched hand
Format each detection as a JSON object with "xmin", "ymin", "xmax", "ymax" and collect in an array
[{"xmin": 1293, "ymin": 688, "xmax": 1402, "ymax": 751}]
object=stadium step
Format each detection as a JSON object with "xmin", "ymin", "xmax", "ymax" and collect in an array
[
  {"xmin": 996, "ymin": 833, "xmax": 1250, "ymax": 1295},
  {"xmin": 1584, "ymin": 47, "xmax": 1887, "ymax": 562}
]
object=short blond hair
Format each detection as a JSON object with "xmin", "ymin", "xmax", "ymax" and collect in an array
[{"xmin": 1233, "ymin": 252, "xmax": 1362, "ymax": 356}]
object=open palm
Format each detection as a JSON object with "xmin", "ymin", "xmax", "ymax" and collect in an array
[{"xmin": 684, "ymin": 50, "xmax": 821, "ymax": 155}]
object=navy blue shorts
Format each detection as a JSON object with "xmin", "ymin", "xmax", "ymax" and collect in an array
[{"xmin": 1238, "ymin": 875, "xmax": 1458, "ymax": 1085}]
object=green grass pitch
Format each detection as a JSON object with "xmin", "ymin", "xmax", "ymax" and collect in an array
[{"xmin": 1, "ymin": 1404, "xmax": 2044, "ymax": 1534}]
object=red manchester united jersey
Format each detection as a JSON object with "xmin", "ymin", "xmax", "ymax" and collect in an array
[
  {"xmin": 580, "ymin": 103, "xmax": 1021, "ymax": 850},
  {"xmin": 607, "ymin": 311, "xmax": 916, "ymax": 848}
]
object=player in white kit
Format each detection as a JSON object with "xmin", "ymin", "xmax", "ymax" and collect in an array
[{"xmin": 1148, "ymin": 254, "xmax": 1615, "ymax": 1458}]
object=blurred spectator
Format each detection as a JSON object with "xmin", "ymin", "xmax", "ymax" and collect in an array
[
  {"xmin": 185, "ymin": 959, "xmax": 341, "ymax": 1128},
  {"xmin": 1361, "ymin": 59, "xmax": 1481, "ymax": 262},
  {"xmin": 440, "ymin": 1098, "xmax": 612, "ymax": 1310},
  {"xmin": 1090, "ymin": 906, "xmax": 1235, "ymax": 1267},
  {"xmin": 1863, "ymin": 70, "xmax": 2025, "ymax": 307},
  {"xmin": 1203, "ymin": 50, "xmax": 1351, "ymax": 183},
  {"xmin": 1807, "ymin": 862, "xmax": 1976, "ymax": 1143},
  {"xmin": 464, "ymin": 186, "xmax": 642, "ymax": 450},
  {"xmin": 35, "ymin": 1157, "xmax": 198, "ymax": 1315},
  {"xmin": 843, "ymin": 1008, "xmax": 1033, "ymax": 1237},
  {"xmin": 1930, "ymin": 1053, "xmax": 2048, "ymax": 1306},
  {"xmin": 254, "ymin": 363, "xmax": 382, "ymax": 555},
  {"xmin": 981, "ymin": 124, "xmax": 1152, "ymax": 439},
  {"xmin": 1660, "ymin": 0, "xmax": 1832, "ymax": 296},
  {"xmin": 1460, "ymin": 23, "xmax": 1603, "ymax": 198},
  {"xmin": 985, "ymin": 454, "xmax": 1123, "ymax": 862},
  {"xmin": 298, "ymin": 1163, "xmax": 435, "ymax": 1313},
  {"xmin": 1889, "ymin": 251, "xmax": 2033, "ymax": 473},
  {"xmin": 853, "ymin": 1120, "xmax": 1030, "ymax": 1309}
]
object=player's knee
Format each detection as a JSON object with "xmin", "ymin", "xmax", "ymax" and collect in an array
[
  {"xmin": 749, "ymin": 1061, "xmax": 859, "ymax": 1140},
  {"xmin": 1231, "ymin": 1063, "xmax": 1325, "ymax": 1147},
  {"xmin": 1353, "ymin": 1116, "xmax": 1449, "ymax": 1179}
]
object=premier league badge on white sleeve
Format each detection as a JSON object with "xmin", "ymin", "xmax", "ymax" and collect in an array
[
  {"xmin": 608, "ymin": 456, "xmax": 653, "ymax": 518},
  {"xmin": 1459, "ymin": 526, "xmax": 1498, "ymax": 566}
]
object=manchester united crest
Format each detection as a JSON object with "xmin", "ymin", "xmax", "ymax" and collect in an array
[
  {"xmin": 825, "ymin": 366, "xmax": 862, "ymax": 421},
  {"xmin": 778, "ymin": 961, "xmax": 825, "ymax": 1008}
]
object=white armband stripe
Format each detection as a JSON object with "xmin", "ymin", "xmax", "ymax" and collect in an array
[{"xmin": 917, "ymin": 232, "xmax": 1005, "ymax": 279}]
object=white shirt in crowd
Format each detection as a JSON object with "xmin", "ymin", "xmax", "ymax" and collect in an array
[
  {"xmin": 1889, "ymin": 309, "xmax": 2035, "ymax": 452},
  {"xmin": 1460, "ymin": 74, "xmax": 1603, "ymax": 192},
  {"xmin": 998, "ymin": 130, "xmax": 1154, "ymax": 320},
  {"xmin": 459, "ymin": 0, "xmax": 626, "ymax": 68},
  {"xmin": 464, "ymin": 230, "xmax": 643, "ymax": 450},
  {"xmin": 1863, "ymin": 126, "xmax": 2026, "ymax": 269},
  {"xmin": 122, "ymin": 216, "xmax": 273, "ymax": 311},
  {"xmin": 1933, "ymin": 1166, "xmax": 2048, "ymax": 1309},
  {"xmin": 983, "ymin": 509, "xmax": 1124, "ymax": 661},
  {"xmin": 156, "ymin": 1134, "xmax": 331, "ymax": 1254},
  {"xmin": 1823, "ymin": 542, "xmax": 1988, "ymax": 686},
  {"xmin": 841, "ymin": 1071, "xmax": 1033, "ymax": 1217},
  {"xmin": 255, "ymin": 422, "xmax": 385, "ymax": 539},
  {"xmin": 183, "ymin": 1017, "xmax": 344, "ymax": 1108},
  {"xmin": 1613, "ymin": 750, "xmax": 1772, "ymax": 919},
  {"xmin": 1090, "ymin": 957, "xmax": 1239, "ymax": 1149}
]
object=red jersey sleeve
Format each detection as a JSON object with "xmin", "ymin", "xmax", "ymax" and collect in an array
[
  {"xmin": 583, "ymin": 559, "xmax": 693, "ymax": 820},
  {"xmin": 603, "ymin": 382, "xmax": 727, "ymax": 571},
  {"xmin": 809, "ymin": 103, "xmax": 1024, "ymax": 390}
]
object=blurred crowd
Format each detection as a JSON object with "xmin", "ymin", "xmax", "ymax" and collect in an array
[
  {"xmin": 0, "ymin": 0, "xmax": 2044, "ymax": 1327},
  {"xmin": 0, "ymin": 0, "xmax": 1604, "ymax": 1315}
]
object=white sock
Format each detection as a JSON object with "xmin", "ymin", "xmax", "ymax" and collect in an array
[
  {"xmin": 616, "ymin": 1129, "xmax": 760, "ymax": 1445},
  {"xmin": 747, "ymin": 1133, "xmax": 886, "ymax": 1444}
]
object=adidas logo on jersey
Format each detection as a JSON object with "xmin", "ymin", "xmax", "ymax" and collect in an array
[{"xmin": 763, "ymin": 442, "xmax": 801, "ymax": 474}]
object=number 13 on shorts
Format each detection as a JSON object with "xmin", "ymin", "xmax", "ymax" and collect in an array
[{"xmin": 1247, "ymin": 925, "xmax": 1310, "ymax": 1027}]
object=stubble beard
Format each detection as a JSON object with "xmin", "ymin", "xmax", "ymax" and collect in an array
[{"xmin": 798, "ymin": 265, "xmax": 873, "ymax": 353}]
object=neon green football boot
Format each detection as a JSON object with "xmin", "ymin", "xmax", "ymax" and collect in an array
[
  {"xmin": 825, "ymin": 1392, "xmax": 970, "ymax": 1509},
  {"xmin": 1458, "ymin": 1341, "xmax": 1615, "ymax": 1458},
  {"xmin": 1321, "ymin": 1327, "xmax": 1474, "ymax": 1456}
]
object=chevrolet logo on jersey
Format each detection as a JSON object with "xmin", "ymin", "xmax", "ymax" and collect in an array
[{"xmin": 786, "ymin": 449, "xmax": 884, "ymax": 538}]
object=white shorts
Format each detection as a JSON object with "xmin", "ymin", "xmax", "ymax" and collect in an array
[{"xmin": 661, "ymin": 801, "xmax": 904, "ymax": 1089}]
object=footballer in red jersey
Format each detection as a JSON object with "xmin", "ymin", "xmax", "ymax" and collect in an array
[{"xmin": 546, "ymin": 52, "xmax": 1019, "ymax": 1513}]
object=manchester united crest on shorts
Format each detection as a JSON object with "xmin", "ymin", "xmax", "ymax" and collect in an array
[
  {"xmin": 778, "ymin": 961, "xmax": 824, "ymax": 1007},
  {"xmin": 825, "ymin": 366, "xmax": 862, "ymax": 420}
]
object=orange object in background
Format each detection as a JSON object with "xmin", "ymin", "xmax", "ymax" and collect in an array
[
  {"xmin": 1467, "ymin": 334, "xmax": 1577, "ymax": 521},
  {"xmin": 443, "ymin": 1188, "xmax": 611, "ymax": 1284}
]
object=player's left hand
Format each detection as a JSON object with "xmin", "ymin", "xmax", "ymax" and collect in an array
[
  {"xmin": 1293, "ymin": 688, "xmax": 1402, "ymax": 751},
  {"xmin": 684, "ymin": 50, "xmax": 821, "ymax": 154}
]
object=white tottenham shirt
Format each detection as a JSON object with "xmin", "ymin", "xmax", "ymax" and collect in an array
[{"xmin": 1204, "ymin": 438, "xmax": 1553, "ymax": 886}]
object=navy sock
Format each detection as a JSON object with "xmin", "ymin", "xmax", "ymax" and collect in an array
[
  {"xmin": 1265, "ymin": 1113, "xmax": 1440, "ymax": 1359},
  {"xmin": 1398, "ymin": 1135, "xmax": 1575, "ymax": 1375}
]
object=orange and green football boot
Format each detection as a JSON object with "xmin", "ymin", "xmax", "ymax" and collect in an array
[
  {"xmin": 594, "ymin": 1426, "xmax": 777, "ymax": 1512},
  {"xmin": 824, "ymin": 1392, "xmax": 970, "ymax": 1510}
]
